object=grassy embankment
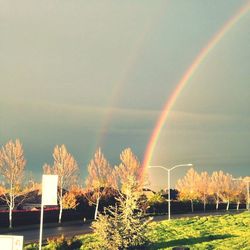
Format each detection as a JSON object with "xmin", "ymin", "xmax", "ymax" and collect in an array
[{"xmin": 25, "ymin": 212, "xmax": 250, "ymax": 249}]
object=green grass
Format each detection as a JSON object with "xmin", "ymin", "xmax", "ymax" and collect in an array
[
  {"xmin": 78, "ymin": 212, "xmax": 250, "ymax": 250},
  {"xmin": 25, "ymin": 212, "xmax": 250, "ymax": 249},
  {"xmin": 145, "ymin": 212, "xmax": 250, "ymax": 250}
]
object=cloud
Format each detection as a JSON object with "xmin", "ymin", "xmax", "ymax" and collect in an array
[
  {"xmin": 0, "ymin": 99, "xmax": 160, "ymax": 139},
  {"xmin": 162, "ymin": 110, "xmax": 250, "ymax": 132}
]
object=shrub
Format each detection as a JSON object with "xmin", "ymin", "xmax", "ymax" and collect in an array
[
  {"xmin": 24, "ymin": 243, "xmax": 39, "ymax": 250},
  {"xmin": 91, "ymin": 176, "xmax": 152, "ymax": 250},
  {"xmin": 45, "ymin": 235, "xmax": 82, "ymax": 250}
]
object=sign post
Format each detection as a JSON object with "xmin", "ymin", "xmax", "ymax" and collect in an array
[{"xmin": 39, "ymin": 175, "xmax": 58, "ymax": 250}]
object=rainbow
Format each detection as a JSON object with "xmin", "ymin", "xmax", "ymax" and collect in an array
[
  {"xmin": 142, "ymin": 3, "xmax": 250, "ymax": 171},
  {"xmin": 96, "ymin": 2, "xmax": 169, "ymax": 149},
  {"xmin": 96, "ymin": 22, "xmax": 151, "ymax": 148}
]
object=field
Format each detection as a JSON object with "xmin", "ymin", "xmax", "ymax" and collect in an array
[{"xmin": 78, "ymin": 212, "xmax": 250, "ymax": 250}]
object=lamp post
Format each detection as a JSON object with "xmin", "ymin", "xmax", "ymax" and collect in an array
[
  {"xmin": 233, "ymin": 177, "xmax": 250, "ymax": 211},
  {"xmin": 247, "ymin": 181, "xmax": 250, "ymax": 211},
  {"xmin": 148, "ymin": 163, "xmax": 193, "ymax": 220}
]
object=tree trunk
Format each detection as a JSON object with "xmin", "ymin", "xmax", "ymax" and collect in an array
[
  {"xmin": 236, "ymin": 201, "xmax": 240, "ymax": 210},
  {"xmin": 226, "ymin": 200, "xmax": 230, "ymax": 211},
  {"xmin": 9, "ymin": 206, "xmax": 13, "ymax": 228},
  {"xmin": 94, "ymin": 196, "xmax": 100, "ymax": 220},
  {"xmin": 216, "ymin": 194, "xmax": 219, "ymax": 210},
  {"xmin": 203, "ymin": 194, "xmax": 206, "ymax": 212},
  {"xmin": 58, "ymin": 182, "xmax": 63, "ymax": 223},
  {"xmin": 58, "ymin": 201, "xmax": 63, "ymax": 223},
  {"xmin": 9, "ymin": 184, "xmax": 13, "ymax": 228},
  {"xmin": 216, "ymin": 200, "xmax": 219, "ymax": 210},
  {"xmin": 191, "ymin": 200, "xmax": 194, "ymax": 213}
]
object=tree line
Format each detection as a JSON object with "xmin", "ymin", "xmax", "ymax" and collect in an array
[
  {"xmin": 0, "ymin": 139, "xmax": 249, "ymax": 229},
  {"xmin": 0, "ymin": 139, "xmax": 145, "ymax": 228},
  {"xmin": 176, "ymin": 168, "xmax": 250, "ymax": 212}
]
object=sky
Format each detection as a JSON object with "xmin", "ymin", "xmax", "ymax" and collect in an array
[{"xmin": 0, "ymin": 0, "xmax": 249, "ymax": 190}]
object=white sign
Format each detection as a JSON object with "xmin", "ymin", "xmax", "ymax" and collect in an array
[
  {"xmin": 42, "ymin": 175, "xmax": 58, "ymax": 205},
  {"xmin": 0, "ymin": 235, "xmax": 23, "ymax": 250}
]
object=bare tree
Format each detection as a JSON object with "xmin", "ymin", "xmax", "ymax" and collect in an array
[
  {"xmin": 231, "ymin": 179, "xmax": 245, "ymax": 210},
  {"xmin": 197, "ymin": 171, "xmax": 211, "ymax": 212},
  {"xmin": 176, "ymin": 168, "xmax": 200, "ymax": 212},
  {"xmin": 218, "ymin": 173, "xmax": 233, "ymax": 210},
  {"xmin": 0, "ymin": 139, "xmax": 29, "ymax": 228},
  {"xmin": 85, "ymin": 148, "xmax": 115, "ymax": 220},
  {"xmin": 43, "ymin": 144, "xmax": 79, "ymax": 223},
  {"xmin": 115, "ymin": 148, "xmax": 144, "ymax": 192},
  {"xmin": 211, "ymin": 171, "xmax": 226, "ymax": 210}
]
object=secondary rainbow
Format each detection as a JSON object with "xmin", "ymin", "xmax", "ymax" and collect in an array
[
  {"xmin": 96, "ymin": 3, "xmax": 168, "ymax": 149},
  {"xmin": 142, "ymin": 3, "xmax": 250, "ymax": 171}
]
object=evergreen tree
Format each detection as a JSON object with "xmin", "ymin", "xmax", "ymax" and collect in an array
[{"xmin": 91, "ymin": 176, "xmax": 151, "ymax": 250}]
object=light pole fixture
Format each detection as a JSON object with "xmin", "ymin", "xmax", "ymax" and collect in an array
[{"xmin": 148, "ymin": 163, "xmax": 193, "ymax": 220}]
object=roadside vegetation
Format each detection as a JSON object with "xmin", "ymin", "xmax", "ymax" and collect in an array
[{"xmin": 24, "ymin": 212, "xmax": 250, "ymax": 249}]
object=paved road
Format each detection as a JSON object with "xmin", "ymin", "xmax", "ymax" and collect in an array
[{"xmin": 0, "ymin": 210, "xmax": 244, "ymax": 244}]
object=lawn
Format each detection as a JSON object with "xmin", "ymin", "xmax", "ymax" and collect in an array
[
  {"xmin": 79, "ymin": 212, "xmax": 250, "ymax": 250},
  {"xmin": 146, "ymin": 212, "xmax": 250, "ymax": 250},
  {"xmin": 25, "ymin": 212, "xmax": 250, "ymax": 249}
]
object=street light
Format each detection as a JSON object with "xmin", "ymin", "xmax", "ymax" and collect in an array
[
  {"xmin": 232, "ymin": 177, "xmax": 250, "ymax": 211},
  {"xmin": 148, "ymin": 163, "xmax": 193, "ymax": 220}
]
